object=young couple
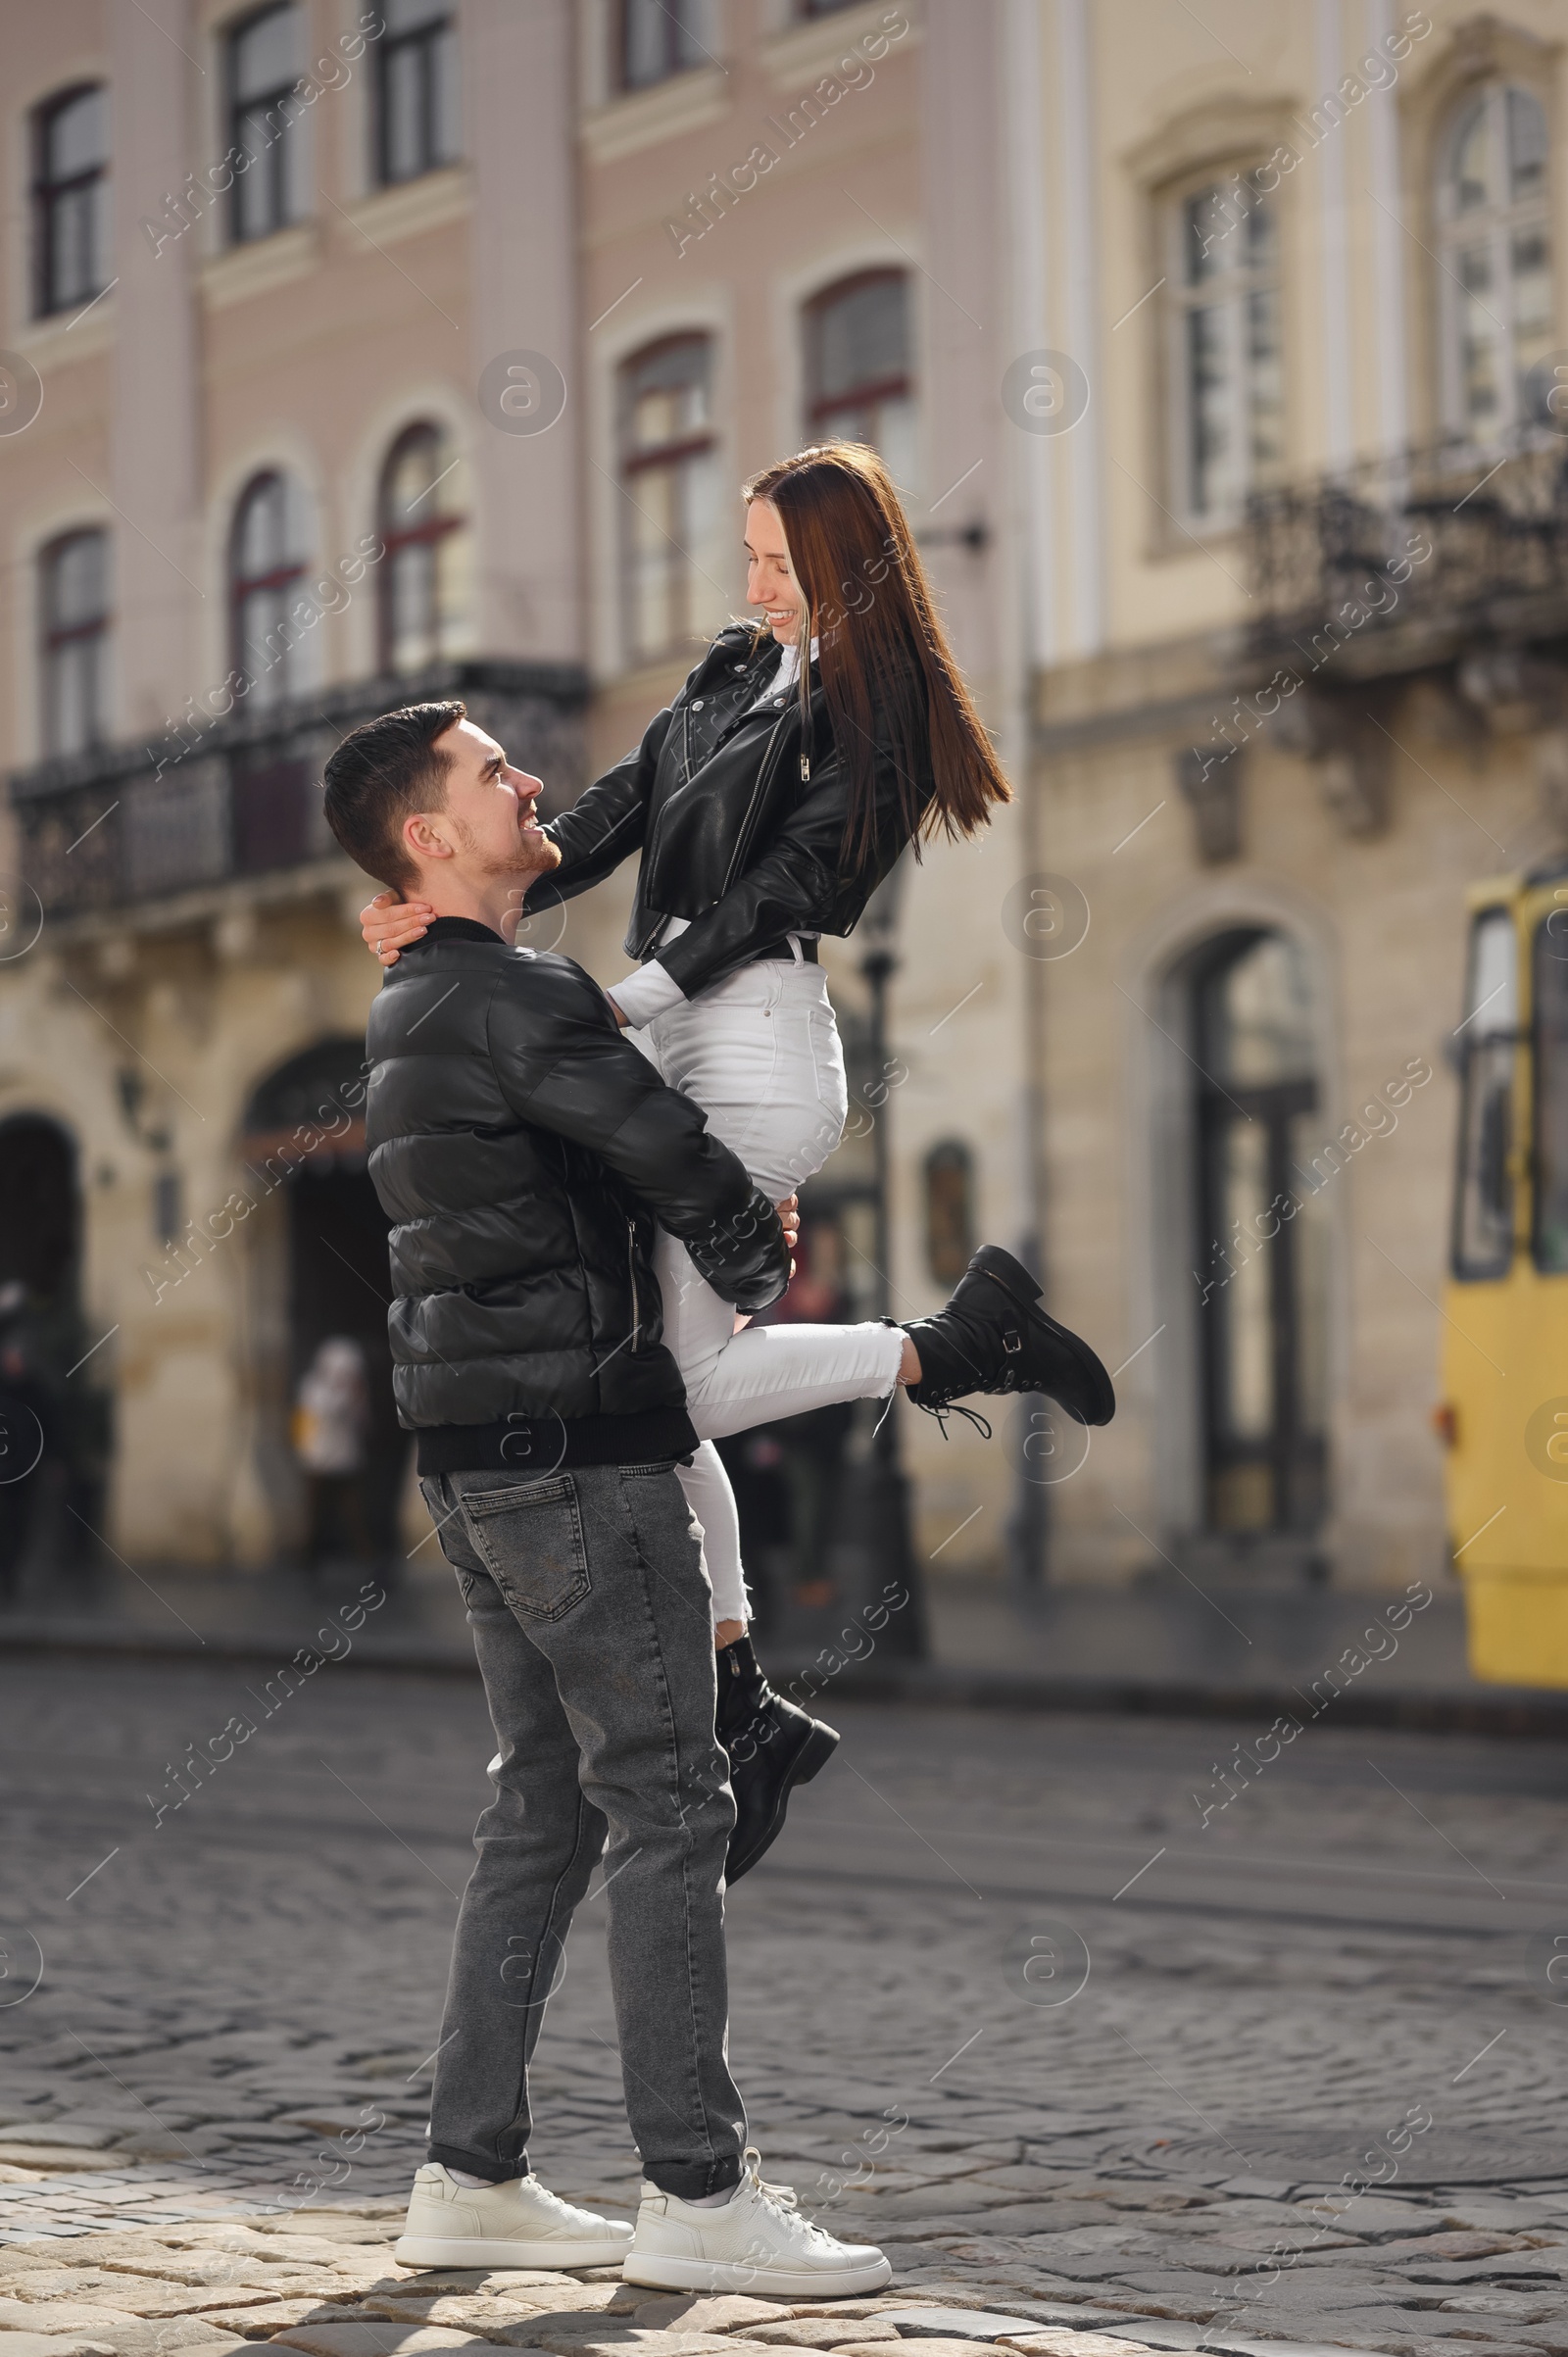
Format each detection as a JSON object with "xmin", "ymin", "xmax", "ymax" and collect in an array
[{"xmin": 325, "ymin": 442, "xmax": 1113, "ymax": 2294}]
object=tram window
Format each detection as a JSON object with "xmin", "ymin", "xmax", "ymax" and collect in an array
[
  {"xmin": 1535, "ymin": 909, "xmax": 1568, "ymax": 1272},
  {"xmin": 1452, "ymin": 908, "xmax": 1517, "ymax": 1280}
]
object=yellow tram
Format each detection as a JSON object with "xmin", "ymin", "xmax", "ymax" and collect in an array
[{"xmin": 1440, "ymin": 868, "xmax": 1568, "ymax": 1685}]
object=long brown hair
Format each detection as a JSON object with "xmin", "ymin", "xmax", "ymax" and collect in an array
[{"xmin": 743, "ymin": 441, "xmax": 1010, "ymax": 872}]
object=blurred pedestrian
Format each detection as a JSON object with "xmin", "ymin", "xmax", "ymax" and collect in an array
[
  {"xmin": 0, "ymin": 1283, "xmax": 49, "ymax": 1604},
  {"xmin": 292, "ymin": 1336, "xmax": 371, "ymax": 1577}
]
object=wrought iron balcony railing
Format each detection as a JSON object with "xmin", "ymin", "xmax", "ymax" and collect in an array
[
  {"xmin": 1244, "ymin": 429, "xmax": 1568, "ymax": 661},
  {"xmin": 8, "ymin": 660, "xmax": 586, "ymax": 922}
]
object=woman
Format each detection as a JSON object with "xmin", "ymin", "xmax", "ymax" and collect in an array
[{"xmin": 362, "ymin": 442, "xmax": 1113, "ymax": 1869}]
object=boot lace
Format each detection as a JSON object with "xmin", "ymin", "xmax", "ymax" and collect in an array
[{"xmin": 911, "ymin": 1397, "xmax": 993, "ymax": 1442}]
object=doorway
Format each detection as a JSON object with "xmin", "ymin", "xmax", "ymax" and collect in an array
[
  {"xmin": 242, "ymin": 1040, "xmax": 409, "ymax": 1568},
  {"xmin": 1192, "ymin": 930, "xmax": 1329, "ymax": 1536},
  {"xmin": 0, "ymin": 1114, "xmax": 106, "ymax": 1589}
]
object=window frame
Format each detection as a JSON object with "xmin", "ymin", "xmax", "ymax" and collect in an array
[
  {"xmin": 229, "ymin": 471, "xmax": 308, "ymax": 702},
  {"xmin": 1531, "ymin": 905, "xmax": 1568, "ymax": 1275},
  {"xmin": 374, "ymin": 1, "xmax": 459, "ymax": 187},
  {"xmin": 615, "ymin": 0, "xmax": 706, "ymax": 92},
  {"xmin": 38, "ymin": 527, "xmax": 111, "ymax": 758},
  {"xmin": 803, "ymin": 267, "xmax": 913, "ymax": 444},
  {"xmin": 1435, "ymin": 78, "xmax": 1554, "ymax": 446},
  {"xmin": 225, "ymin": 2, "xmax": 304, "ymax": 246},
  {"xmin": 1161, "ymin": 159, "xmax": 1285, "ymax": 531},
  {"xmin": 1450, "ymin": 906, "xmax": 1521, "ymax": 1283},
  {"xmin": 1190, "ymin": 927, "xmax": 1327, "ymax": 1536},
  {"xmin": 616, "ymin": 329, "xmax": 717, "ymax": 665},
  {"xmin": 31, "ymin": 82, "xmax": 109, "ymax": 320},
  {"xmin": 376, "ymin": 421, "xmax": 465, "ymax": 674}
]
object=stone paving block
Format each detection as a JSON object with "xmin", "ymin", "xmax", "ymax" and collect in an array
[
  {"xmin": 750, "ymin": 2330, "xmax": 902, "ymax": 2348},
  {"xmin": 359, "ymin": 2306, "xmax": 550, "ymax": 2334},
  {"xmin": 0, "ymin": 2305, "xmax": 144, "ymax": 2337},
  {"xmin": 203, "ymin": 2309, "xmax": 368, "ymax": 2341},
  {"xmin": 874, "ymin": 2315, "xmax": 1043, "ymax": 2340},
  {"xmin": 834, "ymin": 2345, "xmax": 1000, "ymax": 2357},
  {"xmin": 0, "ymin": 2336, "xmax": 119, "ymax": 2357},
  {"xmin": 268, "ymin": 2330, "xmax": 499, "ymax": 2356},
  {"xmin": 626, "ymin": 2306, "xmax": 790, "ymax": 2335},
  {"xmin": 998, "ymin": 2335, "xmax": 1162, "ymax": 2357}
]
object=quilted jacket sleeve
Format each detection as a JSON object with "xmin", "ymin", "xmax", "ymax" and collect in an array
[{"xmin": 486, "ymin": 956, "xmax": 790, "ymax": 1313}]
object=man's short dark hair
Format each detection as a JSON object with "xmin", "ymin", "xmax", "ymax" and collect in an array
[{"xmin": 321, "ymin": 700, "xmax": 466, "ymax": 893}]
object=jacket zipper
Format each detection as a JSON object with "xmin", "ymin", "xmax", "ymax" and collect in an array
[
  {"xmin": 720, "ymin": 704, "xmax": 795, "ymax": 897},
  {"xmin": 626, "ymin": 1220, "xmax": 642, "ymax": 1351}
]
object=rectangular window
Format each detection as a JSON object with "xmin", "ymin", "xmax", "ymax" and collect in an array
[
  {"xmin": 377, "ymin": 0, "xmax": 460, "ymax": 185},
  {"xmin": 1534, "ymin": 907, "xmax": 1568, "ymax": 1272},
  {"xmin": 618, "ymin": 0, "xmax": 706, "ymax": 90},
  {"xmin": 1441, "ymin": 84, "xmax": 1555, "ymax": 438},
  {"xmin": 1452, "ymin": 908, "xmax": 1518, "ymax": 1280},
  {"xmin": 1168, "ymin": 171, "xmax": 1283, "ymax": 522},
  {"xmin": 228, "ymin": 4, "xmax": 307, "ymax": 244},
  {"xmin": 40, "ymin": 530, "xmax": 111, "ymax": 758},
  {"xmin": 33, "ymin": 85, "xmax": 110, "ymax": 318},
  {"xmin": 619, "ymin": 335, "xmax": 721, "ymax": 663}
]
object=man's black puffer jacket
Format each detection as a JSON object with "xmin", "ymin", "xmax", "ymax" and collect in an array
[
  {"xmin": 365, "ymin": 919, "xmax": 789, "ymax": 1430},
  {"xmin": 526, "ymin": 623, "xmax": 933, "ymax": 1000}
]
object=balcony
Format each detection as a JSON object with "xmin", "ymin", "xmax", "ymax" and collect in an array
[
  {"xmin": 9, "ymin": 660, "xmax": 587, "ymax": 930},
  {"xmin": 1244, "ymin": 430, "xmax": 1568, "ymax": 677}
]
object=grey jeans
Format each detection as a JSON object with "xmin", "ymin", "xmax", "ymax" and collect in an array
[{"xmin": 419, "ymin": 1462, "xmax": 746, "ymax": 2198}]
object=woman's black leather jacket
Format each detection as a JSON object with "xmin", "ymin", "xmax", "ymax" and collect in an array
[{"xmin": 529, "ymin": 623, "xmax": 930, "ymax": 1000}]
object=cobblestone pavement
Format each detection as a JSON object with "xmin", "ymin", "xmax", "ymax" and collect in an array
[{"xmin": 5, "ymin": 1656, "xmax": 1568, "ymax": 2357}]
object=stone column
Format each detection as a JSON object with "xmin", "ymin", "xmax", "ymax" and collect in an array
[
  {"xmin": 463, "ymin": 0, "xmax": 582, "ymax": 663},
  {"xmin": 110, "ymin": 0, "xmax": 204, "ymax": 739}
]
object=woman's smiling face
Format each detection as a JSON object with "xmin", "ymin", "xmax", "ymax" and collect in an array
[{"xmin": 744, "ymin": 497, "xmax": 806, "ymax": 644}]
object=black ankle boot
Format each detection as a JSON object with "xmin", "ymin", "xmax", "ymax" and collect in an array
[
  {"xmin": 715, "ymin": 1635, "xmax": 839, "ymax": 1885},
  {"xmin": 904, "ymin": 1245, "xmax": 1116, "ymax": 1428}
]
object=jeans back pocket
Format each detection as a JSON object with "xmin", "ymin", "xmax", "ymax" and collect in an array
[{"xmin": 458, "ymin": 1475, "xmax": 591, "ymax": 1622}]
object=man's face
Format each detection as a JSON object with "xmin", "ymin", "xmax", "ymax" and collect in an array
[{"xmin": 416, "ymin": 718, "xmax": 562, "ymax": 885}]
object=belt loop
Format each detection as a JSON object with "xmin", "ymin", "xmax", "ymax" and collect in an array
[{"xmin": 786, "ymin": 932, "xmax": 804, "ymax": 965}]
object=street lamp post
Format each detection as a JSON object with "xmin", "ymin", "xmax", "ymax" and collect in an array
[{"xmin": 853, "ymin": 860, "xmax": 925, "ymax": 1659}]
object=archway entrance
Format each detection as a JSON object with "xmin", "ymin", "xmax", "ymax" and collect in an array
[
  {"xmin": 242, "ymin": 1042, "xmax": 409, "ymax": 1567},
  {"xmin": 0, "ymin": 1114, "xmax": 103, "ymax": 1591},
  {"xmin": 1191, "ymin": 931, "xmax": 1329, "ymax": 1537}
]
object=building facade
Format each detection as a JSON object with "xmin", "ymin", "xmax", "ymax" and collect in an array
[{"xmin": 1, "ymin": 0, "xmax": 1561, "ymax": 1634}]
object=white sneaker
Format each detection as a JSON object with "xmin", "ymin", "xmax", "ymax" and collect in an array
[
  {"xmin": 395, "ymin": 2162, "xmax": 634, "ymax": 2269},
  {"xmin": 621, "ymin": 2145, "xmax": 891, "ymax": 2295}
]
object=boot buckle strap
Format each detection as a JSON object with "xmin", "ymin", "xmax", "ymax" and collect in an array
[{"xmin": 1003, "ymin": 1327, "xmax": 1023, "ymax": 1354}]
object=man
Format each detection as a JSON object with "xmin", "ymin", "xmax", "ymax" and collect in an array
[{"xmin": 322, "ymin": 701, "xmax": 894, "ymax": 2293}]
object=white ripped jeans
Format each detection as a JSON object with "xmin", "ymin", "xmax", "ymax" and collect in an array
[{"xmin": 630, "ymin": 956, "xmax": 906, "ymax": 1625}]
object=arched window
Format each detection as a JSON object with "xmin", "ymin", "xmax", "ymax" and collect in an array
[
  {"xmin": 1192, "ymin": 930, "xmax": 1328, "ymax": 1536},
  {"xmin": 39, "ymin": 529, "xmax": 111, "ymax": 757},
  {"xmin": 229, "ymin": 472, "xmax": 309, "ymax": 708},
  {"xmin": 923, "ymin": 1141, "xmax": 974, "ymax": 1285},
  {"xmin": 618, "ymin": 333, "xmax": 720, "ymax": 663},
  {"xmin": 804, "ymin": 270, "xmax": 914, "ymax": 486},
  {"xmin": 1438, "ymin": 82, "xmax": 1553, "ymax": 440},
  {"xmin": 377, "ymin": 423, "xmax": 468, "ymax": 674},
  {"xmin": 32, "ymin": 84, "xmax": 109, "ymax": 319}
]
